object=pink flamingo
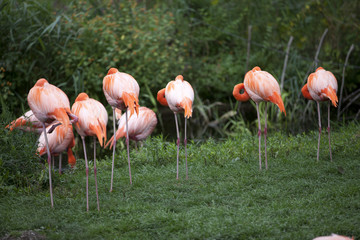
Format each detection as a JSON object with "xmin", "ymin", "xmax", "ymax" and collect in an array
[
  {"xmin": 233, "ymin": 66, "xmax": 286, "ymax": 170},
  {"xmin": 103, "ymin": 68, "xmax": 139, "ymax": 189},
  {"xmin": 302, "ymin": 67, "xmax": 338, "ymax": 161},
  {"xmin": 27, "ymin": 78, "xmax": 77, "ymax": 207},
  {"xmin": 71, "ymin": 92, "xmax": 108, "ymax": 211},
  {"xmin": 157, "ymin": 75, "xmax": 194, "ymax": 180},
  {"xmin": 105, "ymin": 106, "xmax": 157, "ymax": 149}
]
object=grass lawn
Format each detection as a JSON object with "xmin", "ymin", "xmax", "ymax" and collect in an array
[{"xmin": 1, "ymin": 123, "xmax": 360, "ymax": 239}]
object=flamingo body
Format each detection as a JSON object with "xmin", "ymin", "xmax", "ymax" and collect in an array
[
  {"xmin": 103, "ymin": 68, "xmax": 139, "ymax": 115},
  {"xmin": 27, "ymin": 79, "xmax": 71, "ymax": 127},
  {"xmin": 106, "ymin": 107, "xmax": 157, "ymax": 149},
  {"xmin": 6, "ymin": 110, "xmax": 46, "ymax": 134},
  {"xmin": 37, "ymin": 121, "xmax": 76, "ymax": 167},
  {"xmin": 313, "ymin": 233, "xmax": 354, "ymax": 240},
  {"xmin": 242, "ymin": 67, "xmax": 286, "ymax": 114},
  {"xmin": 302, "ymin": 67, "xmax": 338, "ymax": 106},
  {"xmin": 71, "ymin": 93, "xmax": 108, "ymax": 146},
  {"xmin": 165, "ymin": 75, "xmax": 194, "ymax": 118}
]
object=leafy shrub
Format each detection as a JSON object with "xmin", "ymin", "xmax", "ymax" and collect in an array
[{"xmin": 0, "ymin": 110, "xmax": 46, "ymax": 192}]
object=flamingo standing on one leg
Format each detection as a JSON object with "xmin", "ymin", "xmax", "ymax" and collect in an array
[
  {"xmin": 103, "ymin": 68, "xmax": 139, "ymax": 189},
  {"xmin": 157, "ymin": 75, "xmax": 194, "ymax": 180},
  {"xmin": 233, "ymin": 66, "xmax": 286, "ymax": 170},
  {"xmin": 71, "ymin": 92, "xmax": 108, "ymax": 211},
  {"xmin": 105, "ymin": 107, "xmax": 157, "ymax": 149},
  {"xmin": 302, "ymin": 67, "xmax": 338, "ymax": 161},
  {"xmin": 27, "ymin": 78, "xmax": 77, "ymax": 207},
  {"xmin": 37, "ymin": 121, "xmax": 76, "ymax": 169}
]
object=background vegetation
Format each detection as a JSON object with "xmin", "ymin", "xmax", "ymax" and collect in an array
[{"xmin": 1, "ymin": 0, "xmax": 359, "ymax": 139}]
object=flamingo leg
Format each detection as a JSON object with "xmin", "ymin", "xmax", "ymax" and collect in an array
[
  {"xmin": 256, "ymin": 103, "xmax": 262, "ymax": 170},
  {"xmin": 317, "ymin": 102, "xmax": 322, "ymax": 161},
  {"xmin": 94, "ymin": 136, "xmax": 100, "ymax": 211},
  {"xmin": 59, "ymin": 154, "xmax": 62, "ymax": 175},
  {"xmin": 81, "ymin": 136, "xmax": 89, "ymax": 211},
  {"xmin": 52, "ymin": 155, "xmax": 55, "ymax": 170},
  {"xmin": 184, "ymin": 117, "xmax": 188, "ymax": 180},
  {"xmin": 327, "ymin": 101, "xmax": 333, "ymax": 161},
  {"xmin": 174, "ymin": 113, "xmax": 180, "ymax": 180},
  {"xmin": 126, "ymin": 109, "xmax": 132, "ymax": 185},
  {"xmin": 42, "ymin": 123, "xmax": 54, "ymax": 207},
  {"xmin": 264, "ymin": 102, "xmax": 268, "ymax": 170},
  {"xmin": 110, "ymin": 107, "xmax": 116, "ymax": 192}
]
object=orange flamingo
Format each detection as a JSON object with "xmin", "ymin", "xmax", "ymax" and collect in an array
[
  {"xmin": 157, "ymin": 75, "xmax": 194, "ymax": 180},
  {"xmin": 105, "ymin": 107, "xmax": 157, "ymax": 149},
  {"xmin": 233, "ymin": 66, "xmax": 286, "ymax": 170},
  {"xmin": 71, "ymin": 92, "xmax": 108, "ymax": 211},
  {"xmin": 27, "ymin": 78, "xmax": 77, "ymax": 207},
  {"xmin": 5, "ymin": 111, "xmax": 67, "ymax": 173},
  {"xmin": 37, "ymin": 121, "xmax": 76, "ymax": 170},
  {"xmin": 313, "ymin": 233, "xmax": 354, "ymax": 240},
  {"xmin": 103, "ymin": 68, "xmax": 139, "ymax": 189},
  {"xmin": 302, "ymin": 67, "xmax": 338, "ymax": 161},
  {"xmin": 6, "ymin": 110, "xmax": 46, "ymax": 134}
]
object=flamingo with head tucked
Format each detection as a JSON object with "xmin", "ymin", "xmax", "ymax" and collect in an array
[
  {"xmin": 302, "ymin": 67, "xmax": 338, "ymax": 161},
  {"xmin": 6, "ymin": 110, "xmax": 46, "ymax": 134},
  {"xmin": 103, "ymin": 68, "xmax": 139, "ymax": 189},
  {"xmin": 105, "ymin": 106, "xmax": 157, "ymax": 150},
  {"xmin": 27, "ymin": 78, "xmax": 78, "ymax": 207},
  {"xmin": 71, "ymin": 92, "xmax": 108, "ymax": 211},
  {"xmin": 37, "ymin": 121, "xmax": 76, "ymax": 171},
  {"xmin": 233, "ymin": 66, "xmax": 286, "ymax": 170},
  {"xmin": 157, "ymin": 75, "xmax": 194, "ymax": 180}
]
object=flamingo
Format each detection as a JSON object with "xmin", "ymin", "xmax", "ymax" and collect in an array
[
  {"xmin": 302, "ymin": 67, "xmax": 338, "ymax": 161},
  {"xmin": 27, "ymin": 78, "xmax": 77, "ymax": 207},
  {"xmin": 105, "ymin": 107, "xmax": 157, "ymax": 150},
  {"xmin": 71, "ymin": 92, "xmax": 108, "ymax": 211},
  {"xmin": 6, "ymin": 110, "xmax": 46, "ymax": 134},
  {"xmin": 5, "ymin": 111, "xmax": 64, "ymax": 172},
  {"xmin": 233, "ymin": 66, "xmax": 286, "ymax": 170},
  {"xmin": 37, "ymin": 121, "xmax": 76, "ymax": 170},
  {"xmin": 157, "ymin": 75, "xmax": 194, "ymax": 180},
  {"xmin": 103, "ymin": 68, "xmax": 139, "ymax": 189},
  {"xmin": 313, "ymin": 233, "xmax": 354, "ymax": 240}
]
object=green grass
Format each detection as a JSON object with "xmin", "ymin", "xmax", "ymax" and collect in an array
[{"xmin": 1, "ymin": 123, "xmax": 360, "ymax": 239}]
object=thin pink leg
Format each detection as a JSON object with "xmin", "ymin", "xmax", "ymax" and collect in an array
[
  {"xmin": 126, "ymin": 110, "xmax": 132, "ymax": 185},
  {"xmin": 174, "ymin": 113, "xmax": 180, "ymax": 180},
  {"xmin": 81, "ymin": 136, "xmax": 89, "ymax": 211},
  {"xmin": 42, "ymin": 123, "xmax": 54, "ymax": 207},
  {"xmin": 317, "ymin": 101, "xmax": 322, "ymax": 161},
  {"xmin": 94, "ymin": 137, "xmax": 100, "ymax": 211},
  {"xmin": 52, "ymin": 155, "xmax": 55, "ymax": 170},
  {"xmin": 184, "ymin": 117, "xmax": 188, "ymax": 180},
  {"xmin": 256, "ymin": 103, "xmax": 262, "ymax": 170},
  {"xmin": 264, "ymin": 102, "xmax": 268, "ymax": 170},
  {"xmin": 327, "ymin": 101, "xmax": 333, "ymax": 161},
  {"xmin": 110, "ymin": 107, "xmax": 116, "ymax": 192},
  {"xmin": 59, "ymin": 154, "xmax": 62, "ymax": 175}
]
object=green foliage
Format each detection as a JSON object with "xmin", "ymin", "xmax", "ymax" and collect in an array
[
  {"xmin": 1, "ymin": 0, "xmax": 359, "ymax": 139},
  {"xmin": 0, "ymin": 110, "xmax": 46, "ymax": 192},
  {"xmin": 1, "ymin": 123, "xmax": 360, "ymax": 239}
]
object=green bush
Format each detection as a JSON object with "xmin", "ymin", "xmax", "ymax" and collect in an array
[{"xmin": 0, "ymin": 110, "xmax": 46, "ymax": 192}]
